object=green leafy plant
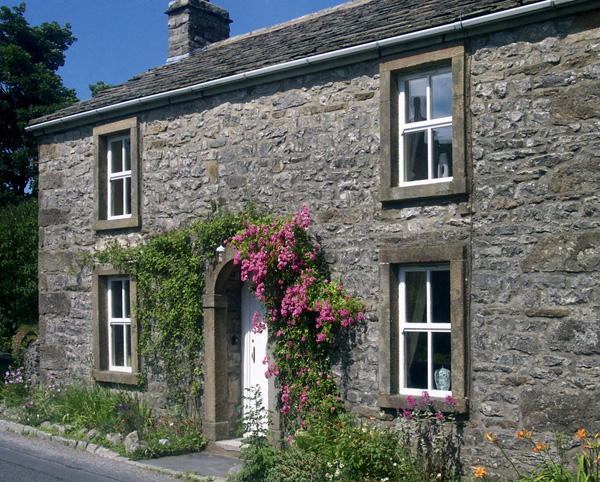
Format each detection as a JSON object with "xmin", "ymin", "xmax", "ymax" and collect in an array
[
  {"xmin": 229, "ymin": 206, "xmax": 364, "ymax": 431},
  {"xmin": 2, "ymin": 376, "xmax": 206, "ymax": 459},
  {"xmin": 475, "ymin": 429, "xmax": 600, "ymax": 482},
  {"xmin": 292, "ymin": 408, "xmax": 451, "ymax": 482},
  {"xmin": 0, "ymin": 200, "xmax": 38, "ymax": 352},
  {"xmin": 89, "ymin": 204, "xmax": 261, "ymax": 413},
  {"xmin": 395, "ymin": 393, "xmax": 461, "ymax": 481},
  {"xmin": 234, "ymin": 386, "xmax": 278, "ymax": 482},
  {"xmin": 17, "ymin": 375, "xmax": 63, "ymax": 426},
  {"xmin": 0, "ymin": 365, "xmax": 31, "ymax": 406},
  {"xmin": 263, "ymin": 448, "xmax": 329, "ymax": 482}
]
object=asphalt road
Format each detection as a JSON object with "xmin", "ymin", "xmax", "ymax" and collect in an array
[{"xmin": 0, "ymin": 430, "xmax": 180, "ymax": 482}]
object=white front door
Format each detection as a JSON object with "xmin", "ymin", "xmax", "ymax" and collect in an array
[{"xmin": 241, "ymin": 282, "xmax": 269, "ymax": 427}]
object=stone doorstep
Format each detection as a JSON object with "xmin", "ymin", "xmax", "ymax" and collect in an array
[{"xmin": 205, "ymin": 438, "xmax": 243, "ymax": 458}]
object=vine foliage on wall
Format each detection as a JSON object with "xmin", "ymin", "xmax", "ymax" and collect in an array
[
  {"xmin": 92, "ymin": 205, "xmax": 260, "ymax": 413},
  {"xmin": 90, "ymin": 204, "xmax": 363, "ymax": 426}
]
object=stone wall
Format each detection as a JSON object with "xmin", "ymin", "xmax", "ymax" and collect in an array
[
  {"xmin": 36, "ymin": 7, "xmax": 600, "ymax": 476},
  {"xmin": 466, "ymin": 9, "xmax": 600, "ymax": 476}
]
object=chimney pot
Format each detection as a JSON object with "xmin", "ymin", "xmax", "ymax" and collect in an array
[{"xmin": 166, "ymin": 0, "xmax": 231, "ymax": 62}]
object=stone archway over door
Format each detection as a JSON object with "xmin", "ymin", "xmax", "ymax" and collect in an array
[
  {"xmin": 202, "ymin": 246, "xmax": 280, "ymax": 442},
  {"xmin": 241, "ymin": 281, "xmax": 269, "ymax": 427}
]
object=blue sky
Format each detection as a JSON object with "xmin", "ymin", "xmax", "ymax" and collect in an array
[{"xmin": 4, "ymin": 0, "xmax": 347, "ymax": 100}]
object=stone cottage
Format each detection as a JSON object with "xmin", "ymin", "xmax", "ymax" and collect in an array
[{"xmin": 28, "ymin": 0, "xmax": 600, "ymax": 475}]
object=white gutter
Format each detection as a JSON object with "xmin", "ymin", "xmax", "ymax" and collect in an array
[{"xmin": 27, "ymin": 0, "xmax": 588, "ymax": 133}]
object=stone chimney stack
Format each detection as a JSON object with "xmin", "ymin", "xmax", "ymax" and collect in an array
[{"xmin": 166, "ymin": 0, "xmax": 231, "ymax": 62}]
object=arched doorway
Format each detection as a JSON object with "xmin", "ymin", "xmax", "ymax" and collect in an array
[{"xmin": 202, "ymin": 247, "xmax": 279, "ymax": 441}]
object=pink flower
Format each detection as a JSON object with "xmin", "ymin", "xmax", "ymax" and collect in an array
[
  {"xmin": 445, "ymin": 395, "xmax": 457, "ymax": 406},
  {"xmin": 407, "ymin": 396, "xmax": 417, "ymax": 408},
  {"xmin": 316, "ymin": 333, "xmax": 327, "ymax": 343}
]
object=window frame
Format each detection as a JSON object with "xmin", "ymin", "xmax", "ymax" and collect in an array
[
  {"xmin": 398, "ymin": 66, "xmax": 453, "ymax": 185},
  {"xmin": 93, "ymin": 118, "xmax": 141, "ymax": 231},
  {"xmin": 107, "ymin": 135, "xmax": 132, "ymax": 220},
  {"xmin": 398, "ymin": 264, "xmax": 452, "ymax": 397},
  {"xmin": 379, "ymin": 45, "xmax": 467, "ymax": 202},
  {"xmin": 378, "ymin": 245, "xmax": 468, "ymax": 413},
  {"xmin": 107, "ymin": 276, "xmax": 132, "ymax": 373},
  {"xmin": 92, "ymin": 265, "xmax": 139, "ymax": 385}
]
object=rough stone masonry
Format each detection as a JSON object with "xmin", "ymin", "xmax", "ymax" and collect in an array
[{"xmin": 36, "ymin": 6, "xmax": 600, "ymax": 477}]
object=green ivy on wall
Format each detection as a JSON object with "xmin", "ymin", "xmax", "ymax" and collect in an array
[
  {"xmin": 92, "ymin": 204, "xmax": 263, "ymax": 412},
  {"xmin": 89, "ymin": 204, "xmax": 363, "ymax": 427}
]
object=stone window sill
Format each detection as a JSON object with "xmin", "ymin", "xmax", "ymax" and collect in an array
[
  {"xmin": 93, "ymin": 369, "xmax": 138, "ymax": 386},
  {"xmin": 94, "ymin": 215, "xmax": 141, "ymax": 231}
]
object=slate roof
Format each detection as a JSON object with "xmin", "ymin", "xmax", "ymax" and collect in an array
[{"xmin": 32, "ymin": 0, "xmax": 549, "ymax": 125}]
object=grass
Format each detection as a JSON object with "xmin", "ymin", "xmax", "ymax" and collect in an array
[{"xmin": 0, "ymin": 368, "xmax": 206, "ymax": 460}]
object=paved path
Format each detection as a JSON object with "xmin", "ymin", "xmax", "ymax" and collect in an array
[{"xmin": 0, "ymin": 419, "xmax": 241, "ymax": 481}]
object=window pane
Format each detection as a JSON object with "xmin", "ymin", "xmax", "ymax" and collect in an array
[
  {"xmin": 123, "ymin": 280, "xmax": 130, "ymax": 318},
  {"xmin": 111, "ymin": 179, "xmax": 124, "ymax": 217},
  {"xmin": 110, "ymin": 139, "xmax": 123, "ymax": 173},
  {"xmin": 405, "ymin": 271, "xmax": 427, "ymax": 323},
  {"xmin": 405, "ymin": 331, "xmax": 427, "ymax": 389},
  {"xmin": 111, "ymin": 280, "xmax": 123, "ymax": 318},
  {"xmin": 125, "ymin": 177, "xmax": 131, "ymax": 215},
  {"xmin": 123, "ymin": 139, "xmax": 131, "ymax": 172},
  {"xmin": 432, "ymin": 126, "xmax": 452, "ymax": 179},
  {"xmin": 406, "ymin": 77, "xmax": 427, "ymax": 123},
  {"xmin": 433, "ymin": 332, "xmax": 452, "ymax": 390},
  {"xmin": 404, "ymin": 131, "xmax": 428, "ymax": 182},
  {"xmin": 112, "ymin": 324, "xmax": 125, "ymax": 367},
  {"xmin": 431, "ymin": 269, "xmax": 451, "ymax": 324},
  {"xmin": 125, "ymin": 324, "xmax": 131, "ymax": 368},
  {"xmin": 431, "ymin": 71, "xmax": 452, "ymax": 119}
]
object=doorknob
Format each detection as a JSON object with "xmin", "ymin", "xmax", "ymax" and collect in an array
[{"xmin": 252, "ymin": 346, "xmax": 255, "ymax": 363}]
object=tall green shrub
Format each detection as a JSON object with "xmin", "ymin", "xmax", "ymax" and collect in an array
[{"xmin": 0, "ymin": 199, "xmax": 38, "ymax": 352}]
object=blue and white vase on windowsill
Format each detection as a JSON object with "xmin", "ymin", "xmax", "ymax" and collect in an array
[{"xmin": 434, "ymin": 366, "xmax": 451, "ymax": 391}]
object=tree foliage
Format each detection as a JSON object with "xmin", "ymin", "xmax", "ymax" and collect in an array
[
  {"xmin": 0, "ymin": 2, "xmax": 77, "ymax": 206},
  {"xmin": 0, "ymin": 199, "xmax": 38, "ymax": 352},
  {"xmin": 89, "ymin": 80, "xmax": 113, "ymax": 97}
]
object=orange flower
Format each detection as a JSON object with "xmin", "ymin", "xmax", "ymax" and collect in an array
[
  {"xmin": 576, "ymin": 429, "xmax": 587, "ymax": 440},
  {"xmin": 533, "ymin": 443, "xmax": 547, "ymax": 453},
  {"xmin": 471, "ymin": 466, "xmax": 488, "ymax": 479},
  {"xmin": 485, "ymin": 432, "xmax": 498, "ymax": 444},
  {"xmin": 516, "ymin": 429, "xmax": 533, "ymax": 441}
]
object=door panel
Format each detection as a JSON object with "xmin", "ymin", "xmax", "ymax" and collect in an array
[{"xmin": 241, "ymin": 282, "xmax": 269, "ymax": 430}]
